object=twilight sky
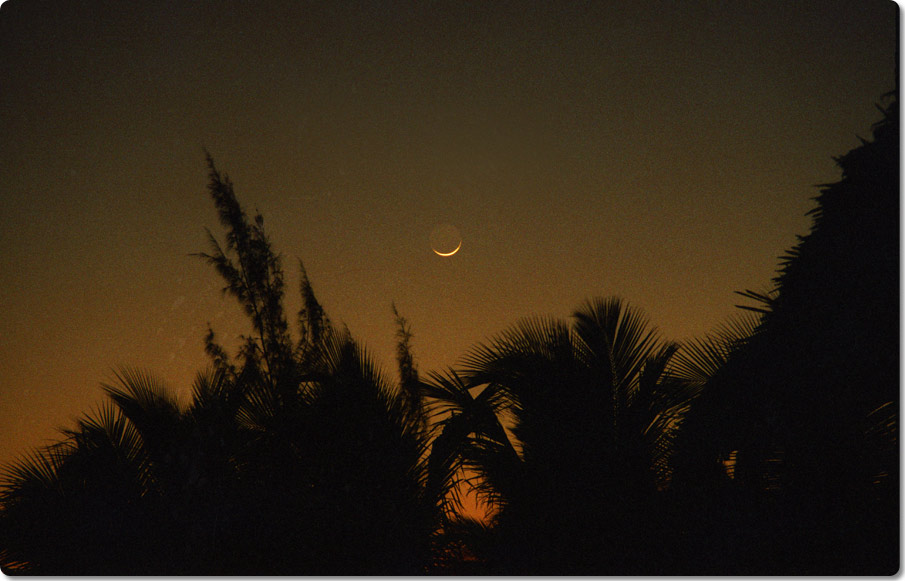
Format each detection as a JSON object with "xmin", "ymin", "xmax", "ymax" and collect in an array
[{"xmin": 0, "ymin": 0, "xmax": 897, "ymax": 467}]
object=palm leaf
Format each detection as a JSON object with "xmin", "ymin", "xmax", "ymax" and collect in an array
[
  {"xmin": 572, "ymin": 297, "xmax": 661, "ymax": 398},
  {"xmin": 668, "ymin": 312, "xmax": 761, "ymax": 388},
  {"xmin": 102, "ymin": 366, "xmax": 181, "ymax": 420}
]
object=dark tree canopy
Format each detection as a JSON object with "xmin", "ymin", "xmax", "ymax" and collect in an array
[
  {"xmin": 672, "ymin": 95, "xmax": 898, "ymax": 574},
  {"xmin": 0, "ymin": 98, "xmax": 897, "ymax": 575}
]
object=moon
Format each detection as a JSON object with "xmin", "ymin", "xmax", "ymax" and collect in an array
[
  {"xmin": 433, "ymin": 241, "xmax": 461, "ymax": 257},
  {"xmin": 430, "ymin": 223, "xmax": 462, "ymax": 257}
]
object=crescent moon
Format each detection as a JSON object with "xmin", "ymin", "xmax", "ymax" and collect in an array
[{"xmin": 433, "ymin": 241, "xmax": 461, "ymax": 257}]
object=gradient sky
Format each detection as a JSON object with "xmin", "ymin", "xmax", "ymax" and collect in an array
[{"xmin": 0, "ymin": 0, "xmax": 897, "ymax": 468}]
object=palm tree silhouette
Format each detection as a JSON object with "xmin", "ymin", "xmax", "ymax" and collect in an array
[
  {"xmin": 190, "ymin": 156, "xmax": 437, "ymax": 573},
  {"xmin": 0, "ymin": 403, "xmax": 148, "ymax": 574},
  {"xmin": 1, "ymin": 157, "xmax": 438, "ymax": 574},
  {"xmin": 0, "ymin": 365, "xmax": 249, "ymax": 574},
  {"xmin": 670, "ymin": 94, "xmax": 898, "ymax": 574},
  {"xmin": 3, "ymin": 97, "xmax": 895, "ymax": 572},
  {"xmin": 423, "ymin": 297, "xmax": 689, "ymax": 573}
]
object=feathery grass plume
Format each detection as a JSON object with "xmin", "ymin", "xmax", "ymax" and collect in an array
[
  {"xmin": 392, "ymin": 302, "xmax": 424, "ymax": 432},
  {"xmin": 193, "ymin": 153, "xmax": 293, "ymax": 391},
  {"xmin": 296, "ymin": 259, "xmax": 331, "ymax": 359},
  {"xmin": 189, "ymin": 157, "xmax": 438, "ymax": 573}
]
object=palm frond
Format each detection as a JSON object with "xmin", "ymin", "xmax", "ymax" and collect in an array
[
  {"xmin": 460, "ymin": 316, "xmax": 576, "ymax": 408},
  {"xmin": 102, "ymin": 366, "xmax": 181, "ymax": 418},
  {"xmin": 426, "ymin": 411, "xmax": 475, "ymax": 519},
  {"xmin": 70, "ymin": 404, "xmax": 142, "ymax": 455},
  {"xmin": 735, "ymin": 288, "xmax": 778, "ymax": 314},
  {"xmin": 0, "ymin": 447, "xmax": 67, "ymax": 499},
  {"xmin": 189, "ymin": 366, "xmax": 244, "ymax": 417},
  {"xmin": 636, "ymin": 342, "xmax": 679, "ymax": 410},
  {"xmin": 668, "ymin": 311, "xmax": 760, "ymax": 388},
  {"xmin": 462, "ymin": 428, "xmax": 523, "ymax": 512},
  {"xmin": 421, "ymin": 369, "xmax": 476, "ymax": 420},
  {"xmin": 572, "ymin": 296, "xmax": 661, "ymax": 397},
  {"xmin": 100, "ymin": 366, "xmax": 186, "ymax": 472}
]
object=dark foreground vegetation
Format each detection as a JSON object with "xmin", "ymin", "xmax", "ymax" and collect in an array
[{"xmin": 0, "ymin": 96, "xmax": 897, "ymax": 575}]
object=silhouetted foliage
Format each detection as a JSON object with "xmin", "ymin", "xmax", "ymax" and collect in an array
[
  {"xmin": 1, "ymin": 99, "xmax": 897, "ymax": 574},
  {"xmin": 671, "ymin": 94, "xmax": 898, "ymax": 574},
  {"xmin": 0, "ymin": 368, "xmax": 250, "ymax": 574},
  {"xmin": 422, "ymin": 298, "xmax": 690, "ymax": 574},
  {"xmin": 190, "ymin": 156, "xmax": 436, "ymax": 574},
  {"xmin": 0, "ymin": 157, "xmax": 436, "ymax": 575},
  {"xmin": 393, "ymin": 302, "xmax": 426, "ymax": 433}
]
